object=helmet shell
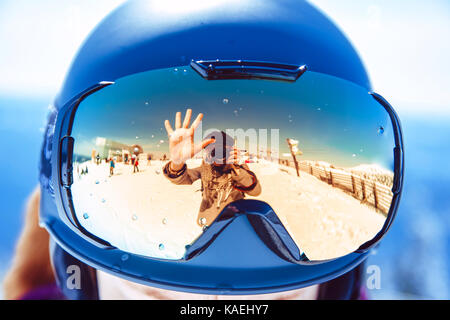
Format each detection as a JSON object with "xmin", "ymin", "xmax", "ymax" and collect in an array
[
  {"xmin": 41, "ymin": 0, "xmax": 374, "ymax": 295},
  {"xmin": 56, "ymin": 0, "xmax": 370, "ymax": 107}
]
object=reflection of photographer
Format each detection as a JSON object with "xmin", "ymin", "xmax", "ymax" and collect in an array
[{"xmin": 163, "ymin": 109, "xmax": 261, "ymax": 227}]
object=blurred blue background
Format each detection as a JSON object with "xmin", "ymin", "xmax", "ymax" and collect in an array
[{"xmin": 0, "ymin": 0, "xmax": 449, "ymax": 299}]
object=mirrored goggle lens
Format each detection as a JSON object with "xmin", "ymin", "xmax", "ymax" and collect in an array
[{"xmin": 69, "ymin": 66, "xmax": 396, "ymax": 261}]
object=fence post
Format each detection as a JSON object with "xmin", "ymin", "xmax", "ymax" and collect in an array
[
  {"xmin": 351, "ymin": 174, "xmax": 356, "ymax": 195},
  {"xmin": 329, "ymin": 170, "xmax": 334, "ymax": 186},
  {"xmin": 373, "ymin": 182, "xmax": 378, "ymax": 210},
  {"xmin": 361, "ymin": 179, "xmax": 366, "ymax": 201}
]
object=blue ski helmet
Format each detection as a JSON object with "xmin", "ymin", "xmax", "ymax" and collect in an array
[{"xmin": 39, "ymin": 0, "xmax": 403, "ymax": 299}]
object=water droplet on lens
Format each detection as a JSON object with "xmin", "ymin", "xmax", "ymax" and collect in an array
[
  {"xmin": 155, "ymin": 169, "xmax": 161, "ymax": 175},
  {"xmin": 95, "ymin": 180, "xmax": 100, "ymax": 184},
  {"xmin": 378, "ymin": 126, "xmax": 385, "ymax": 135},
  {"xmin": 317, "ymin": 107, "xmax": 321, "ymax": 111},
  {"xmin": 145, "ymin": 101, "xmax": 149, "ymax": 105},
  {"xmin": 173, "ymin": 68, "xmax": 179, "ymax": 74},
  {"xmin": 162, "ymin": 218, "xmax": 167, "ymax": 225},
  {"xmin": 83, "ymin": 213, "xmax": 89, "ymax": 219},
  {"xmin": 121, "ymin": 254, "xmax": 129, "ymax": 261},
  {"xmin": 183, "ymin": 69, "xmax": 188, "ymax": 75},
  {"xmin": 352, "ymin": 154, "xmax": 357, "ymax": 157},
  {"xmin": 223, "ymin": 98, "xmax": 229, "ymax": 104},
  {"xmin": 233, "ymin": 110, "xmax": 239, "ymax": 116},
  {"xmin": 159, "ymin": 243, "xmax": 165, "ymax": 250},
  {"xmin": 132, "ymin": 214, "xmax": 138, "ymax": 221},
  {"xmin": 101, "ymin": 198, "xmax": 106, "ymax": 203},
  {"xmin": 200, "ymin": 217, "xmax": 207, "ymax": 226}
]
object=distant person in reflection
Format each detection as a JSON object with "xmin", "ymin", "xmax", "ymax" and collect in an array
[
  {"xmin": 109, "ymin": 158, "xmax": 115, "ymax": 176},
  {"xmin": 133, "ymin": 158, "xmax": 139, "ymax": 173},
  {"xmin": 147, "ymin": 154, "xmax": 152, "ymax": 166},
  {"xmin": 163, "ymin": 109, "xmax": 261, "ymax": 227}
]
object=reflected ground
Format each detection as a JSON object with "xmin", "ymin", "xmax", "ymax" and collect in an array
[{"xmin": 73, "ymin": 153, "xmax": 389, "ymax": 260}]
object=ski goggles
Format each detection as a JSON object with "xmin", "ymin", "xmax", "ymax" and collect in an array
[{"xmin": 48, "ymin": 60, "xmax": 403, "ymax": 269}]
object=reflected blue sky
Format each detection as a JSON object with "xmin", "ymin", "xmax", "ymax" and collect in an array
[{"xmin": 73, "ymin": 68, "xmax": 394, "ymax": 169}]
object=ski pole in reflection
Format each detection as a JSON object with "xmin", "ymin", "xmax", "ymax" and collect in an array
[{"xmin": 231, "ymin": 137, "xmax": 239, "ymax": 176}]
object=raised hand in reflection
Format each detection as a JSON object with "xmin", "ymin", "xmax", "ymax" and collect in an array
[
  {"xmin": 163, "ymin": 112, "xmax": 261, "ymax": 227},
  {"xmin": 164, "ymin": 109, "xmax": 215, "ymax": 171}
]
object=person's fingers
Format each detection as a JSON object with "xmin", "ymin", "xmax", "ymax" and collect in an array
[
  {"xmin": 183, "ymin": 109, "xmax": 192, "ymax": 128},
  {"xmin": 188, "ymin": 127, "xmax": 195, "ymax": 137},
  {"xmin": 175, "ymin": 111, "xmax": 182, "ymax": 129},
  {"xmin": 202, "ymin": 138, "xmax": 215, "ymax": 149},
  {"xmin": 164, "ymin": 120, "xmax": 174, "ymax": 136},
  {"xmin": 193, "ymin": 138, "xmax": 215, "ymax": 155},
  {"xmin": 190, "ymin": 113, "xmax": 203, "ymax": 131}
]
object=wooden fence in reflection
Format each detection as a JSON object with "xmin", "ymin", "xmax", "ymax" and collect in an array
[{"xmin": 281, "ymin": 160, "xmax": 393, "ymax": 215}]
